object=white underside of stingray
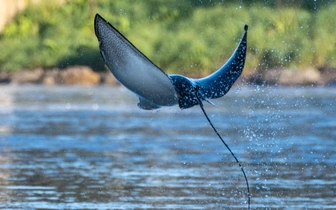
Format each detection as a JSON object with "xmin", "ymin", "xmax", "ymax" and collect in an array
[{"xmin": 94, "ymin": 14, "xmax": 248, "ymax": 110}]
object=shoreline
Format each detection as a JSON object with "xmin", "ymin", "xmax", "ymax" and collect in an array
[{"xmin": 0, "ymin": 65, "xmax": 335, "ymax": 87}]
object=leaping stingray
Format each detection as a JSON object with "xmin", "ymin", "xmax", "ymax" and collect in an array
[{"xmin": 94, "ymin": 13, "xmax": 250, "ymax": 209}]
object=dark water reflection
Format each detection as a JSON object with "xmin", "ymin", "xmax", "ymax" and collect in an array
[{"xmin": 0, "ymin": 85, "xmax": 335, "ymax": 209}]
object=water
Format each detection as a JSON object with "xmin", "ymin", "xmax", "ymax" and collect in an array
[{"xmin": 0, "ymin": 85, "xmax": 335, "ymax": 209}]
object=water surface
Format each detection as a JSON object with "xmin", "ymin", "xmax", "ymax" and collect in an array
[{"xmin": 0, "ymin": 85, "xmax": 335, "ymax": 209}]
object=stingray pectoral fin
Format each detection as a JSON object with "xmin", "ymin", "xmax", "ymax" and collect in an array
[
  {"xmin": 168, "ymin": 25, "xmax": 248, "ymax": 110},
  {"xmin": 194, "ymin": 25, "xmax": 248, "ymax": 99},
  {"xmin": 94, "ymin": 14, "xmax": 178, "ymax": 109}
]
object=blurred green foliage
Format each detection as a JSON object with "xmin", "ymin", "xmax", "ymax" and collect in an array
[{"xmin": 0, "ymin": 0, "xmax": 335, "ymax": 74}]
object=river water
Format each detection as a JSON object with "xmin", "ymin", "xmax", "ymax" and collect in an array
[{"xmin": 0, "ymin": 85, "xmax": 335, "ymax": 209}]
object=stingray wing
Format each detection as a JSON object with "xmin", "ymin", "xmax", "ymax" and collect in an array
[
  {"xmin": 168, "ymin": 26, "xmax": 248, "ymax": 109},
  {"xmin": 194, "ymin": 25, "xmax": 248, "ymax": 99},
  {"xmin": 94, "ymin": 14, "xmax": 178, "ymax": 109}
]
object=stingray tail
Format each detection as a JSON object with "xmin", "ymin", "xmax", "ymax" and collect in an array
[{"xmin": 195, "ymin": 87, "xmax": 251, "ymax": 210}]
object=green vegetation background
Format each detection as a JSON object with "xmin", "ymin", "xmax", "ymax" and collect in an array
[{"xmin": 0, "ymin": 0, "xmax": 335, "ymax": 76}]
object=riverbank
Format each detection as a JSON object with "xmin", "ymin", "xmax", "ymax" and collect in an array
[
  {"xmin": 1, "ymin": 2, "xmax": 336, "ymax": 75},
  {"xmin": 0, "ymin": 66, "xmax": 118, "ymax": 86},
  {"xmin": 0, "ymin": 66, "xmax": 335, "ymax": 86}
]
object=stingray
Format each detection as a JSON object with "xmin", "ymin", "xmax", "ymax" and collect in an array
[{"xmin": 94, "ymin": 13, "xmax": 250, "ymax": 209}]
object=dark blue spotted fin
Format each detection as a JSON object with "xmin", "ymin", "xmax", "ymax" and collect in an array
[{"xmin": 169, "ymin": 25, "xmax": 248, "ymax": 109}]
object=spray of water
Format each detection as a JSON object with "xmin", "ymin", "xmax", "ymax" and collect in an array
[{"xmin": 195, "ymin": 86, "xmax": 251, "ymax": 209}]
